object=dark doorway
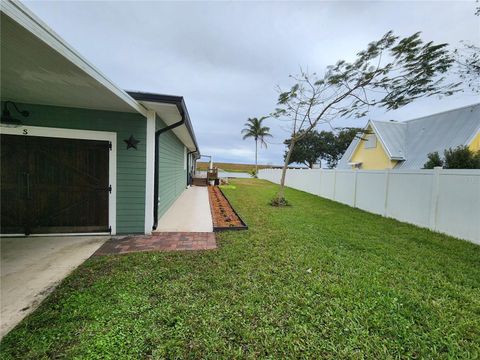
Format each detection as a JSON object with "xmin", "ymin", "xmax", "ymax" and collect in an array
[{"xmin": 1, "ymin": 134, "xmax": 110, "ymax": 234}]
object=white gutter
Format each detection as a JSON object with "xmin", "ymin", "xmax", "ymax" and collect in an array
[{"xmin": 1, "ymin": 0, "xmax": 148, "ymax": 117}]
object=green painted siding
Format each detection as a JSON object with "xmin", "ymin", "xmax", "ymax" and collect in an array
[
  {"xmin": 156, "ymin": 116, "xmax": 187, "ymax": 219},
  {"xmin": 2, "ymin": 102, "xmax": 147, "ymax": 234}
]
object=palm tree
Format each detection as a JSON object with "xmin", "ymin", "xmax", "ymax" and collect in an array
[{"xmin": 241, "ymin": 117, "xmax": 272, "ymax": 174}]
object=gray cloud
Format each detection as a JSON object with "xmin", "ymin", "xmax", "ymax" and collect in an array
[{"xmin": 26, "ymin": 0, "xmax": 480, "ymax": 165}]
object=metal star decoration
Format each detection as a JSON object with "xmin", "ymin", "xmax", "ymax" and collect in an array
[{"xmin": 124, "ymin": 135, "xmax": 140, "ymax": 150}]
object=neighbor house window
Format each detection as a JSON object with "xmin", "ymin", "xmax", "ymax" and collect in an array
[{"xmin": 364, "ymin": 134, "xmax": 377, "ymax": 149}]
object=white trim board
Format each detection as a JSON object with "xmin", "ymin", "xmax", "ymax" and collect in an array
[
  {"xmin": 0, "ymin": 125, "xmax": 117, "ymax": 235},
  {"xmin": 144, "ymin": 111, "xmax": 155, "ymax": 234}
]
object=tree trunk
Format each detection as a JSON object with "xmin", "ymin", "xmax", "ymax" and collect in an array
[
  {"xmin": 276, "ymin": 138, "xmax": 296, "ymax": 201},
  {"xmin": 255, "ymin": 138, "xmax": 258, "ymax": 174}
]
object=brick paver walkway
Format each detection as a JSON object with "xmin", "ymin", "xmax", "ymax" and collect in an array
[{"xmin": 93, "ymin": 232, "xmax": 216, "ymax": 256}]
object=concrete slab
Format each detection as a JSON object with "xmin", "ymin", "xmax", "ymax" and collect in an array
[
  {"xmin": 155, "ymin": 186, "xmax": 213, "ymax": 232},
  {"xmin": 0, "ymin": 235, "xmax": 108, "ymax": 338}
]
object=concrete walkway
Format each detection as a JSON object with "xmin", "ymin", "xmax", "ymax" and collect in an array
[
  {"xmin": 155, "ymin": 186, "xmax": 213, "ymax": 232},
  {"xmin": 0, "ymin": 235, "xmax": 108, "ymax": 338}
]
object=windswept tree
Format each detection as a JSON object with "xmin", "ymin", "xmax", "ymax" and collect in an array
[
  {"xmin": 241, "ymin": 117, "xmax": 272, "ymax": 174},
  {"xmin": 324, "ymin": 128, "xmax": 362, "ymax": 168},
  {"xmin": 284, "ymin": 128, "xmax": 361, "ymax": 168},
  {"xmin": 454, "ymin": 41, "xmax": 480, "ymax": 93},
  {"xmin": 284, "ymin": 130, "xmax": 330, "ymax": 168},
  {"xmin": 452, "ymin": 1, "xmax": 480, "ymax": 93},
  {"xmin": 271, "ymin": 31, "xmax": 459, "ymax": 205}
]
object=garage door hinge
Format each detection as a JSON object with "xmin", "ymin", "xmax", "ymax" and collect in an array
[
  {"xmin": 108, "ymin": 226, "xmax": 112, "ymax": 234},
  {"xmin": 108, "ymin": 142, "xmax": 112, "ymax": 150},
  {"xmin": 108, "ymin": 185, "xmax": 112, "ymax": 193}
]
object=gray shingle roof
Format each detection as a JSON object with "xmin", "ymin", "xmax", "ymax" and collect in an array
[{"xmin": 336, "ymin": 103, "xmax": 480, "ymax": 169}]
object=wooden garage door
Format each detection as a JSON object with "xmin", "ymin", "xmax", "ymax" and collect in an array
[{"xmin": 1, "ymin": 134, "xmax": 110, "ymax": 234}]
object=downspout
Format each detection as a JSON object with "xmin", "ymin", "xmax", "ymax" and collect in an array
[{"xmin": 153, "ymin": 119, "xmax": 185, "ymax": 230}]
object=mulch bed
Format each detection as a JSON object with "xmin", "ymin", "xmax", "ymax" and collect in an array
[{"xmin": 208, "ymin": 186, "xmax": 248, "ymax": 231}]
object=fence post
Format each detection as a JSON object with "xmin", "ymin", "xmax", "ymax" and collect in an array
[
  {"xmin": 429, "ymin": 167, "xmax": 441, "ymax": 230},
  {"xmin": 318, "ymin": 169, "xmax": 322, "ymax": 196},
  {"xmin": 353, "ymin": 168, "xmax": 358, "ymax": 208},
  {"xmin": 332, "ymin": 169, "xmax": 337, "ymax": 200},
  {"xmin": 383, "ymin": 169, "xmax": 391, "ymax": 217}
]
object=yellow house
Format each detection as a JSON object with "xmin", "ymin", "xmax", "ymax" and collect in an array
[{"xmin": 337, "ymin": 103, "xmax": 480, "ymax": 170}]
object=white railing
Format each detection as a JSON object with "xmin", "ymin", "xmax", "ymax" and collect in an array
[{"xmin": 258, "ymin": 168, "xmax": 480, "ymax": 245}]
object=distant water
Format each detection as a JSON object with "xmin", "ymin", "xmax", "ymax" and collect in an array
[{"xmin": 198, "ymin": 171, "xmax": 251, "ymax": 179}]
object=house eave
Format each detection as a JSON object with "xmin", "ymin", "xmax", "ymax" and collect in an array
[
  {"xmin": 127, "ymin": 91, "xmax": 200, "ymax": 154},
  {"xmin": 1, "ymin": 0, "xmax": 147, "ymax": 117},
  {"xmin": 368, "ymin": 120, "xmax": 396, "ymax": 160},
  {"xmin": 465, "ymin": 128, "xmax": 480, "ymax": 147}
]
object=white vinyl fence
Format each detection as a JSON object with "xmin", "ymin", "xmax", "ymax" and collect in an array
[{"xmin": 258, "ymin": 168, "xmax": 480, "ymax": 245}]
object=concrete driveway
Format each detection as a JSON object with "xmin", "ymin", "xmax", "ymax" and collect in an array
[{"xmin": 0, "ymin": 235, "xmax": 108, "ymax": 338}]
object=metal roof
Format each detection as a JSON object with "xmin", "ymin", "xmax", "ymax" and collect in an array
[
  {"xmin": 370, "ymin": 120, "xmax": 406, "ymax": 160},
  {"xmin": 336, "ymin": 136, "xmax": 360, "ymax": 168},
  {"xmin": 337, "ymin": 103, "xmax": 480, "ymax": 169},
  {"xmin": 394, "ymin": 103, "xmax": 480, "ymax": 169}
]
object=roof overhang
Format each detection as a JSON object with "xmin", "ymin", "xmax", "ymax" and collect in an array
[
  {"xmin": 127, "ymin": 91, "xmax": 200, "ymax": 154},
  {"xmin": 1, "ymin": 1, "xmax": 200, "ymax": 155},
  {"xmin": 368, "ymin": 120, "xmax": 397, "ymax": 160},
  {"xmin": 347, "ymin": 123, "xmax": 371, "ymax": 163},
  {"xmin": 466, "ymin": 128, "xmax": 480, "ymax": 147},
  {"xmin": 1, "ymin": 0, "xmax": 147, "ymax": 116}
]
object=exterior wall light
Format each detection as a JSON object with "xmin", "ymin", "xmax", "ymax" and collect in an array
[{"xmin": 1, "ymin": 101, "xmax": 30, "ymax": 127}]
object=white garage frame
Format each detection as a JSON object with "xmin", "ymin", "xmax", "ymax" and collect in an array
[{"xmin": 0, "ymin": 125, "xmax": 117, "ymax": 235}]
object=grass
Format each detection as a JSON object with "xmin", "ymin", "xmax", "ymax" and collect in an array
[
  {"xmin": 219, "ymin": 184, "xmax": 237, "ymax": 190},
  {"xmin": 1, "ymin": 179, "xmax": 479, "ymax": 359}
]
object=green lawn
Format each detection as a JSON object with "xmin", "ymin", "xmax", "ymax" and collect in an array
[{"xmin": 2, "ymin": 179, "xmax": 479, "ymax": 359}]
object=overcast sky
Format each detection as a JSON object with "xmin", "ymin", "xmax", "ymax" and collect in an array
[{"xmin": 25, "ymin": 1, "xmax": 479, "ymax": 165}]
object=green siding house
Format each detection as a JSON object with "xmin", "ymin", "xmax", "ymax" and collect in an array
[{"xmin": 0, "ymin": 1, "xmax": 200, "ymax": 236}]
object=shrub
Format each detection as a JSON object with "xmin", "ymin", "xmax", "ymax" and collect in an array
[
  {"xmin": 444, "ymin": 146, "xmax": 480, "ymax": 169},
  {"xmin": 270, "ymin": 197, "xmax": 290, "ymax": 207},
  {"xmin": 424, "ymin": 151, "xmax": 443, "ymax": 168},
  {"xmin": 424, "ymin": 146, "xmax": 480, "ymax": 169}
]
